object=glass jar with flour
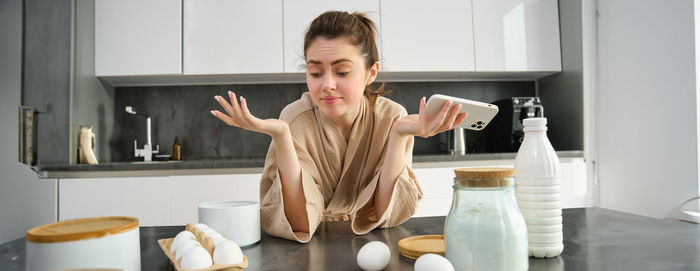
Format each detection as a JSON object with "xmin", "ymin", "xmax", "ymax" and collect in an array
[{"xmin": 444, "ymin": 167, "xmax": 528, "ymax": 271}]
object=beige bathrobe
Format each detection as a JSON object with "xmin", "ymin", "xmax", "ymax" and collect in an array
[{"xmin": 260, "ymin": 92, "xmax": 423, "ymax": 243}]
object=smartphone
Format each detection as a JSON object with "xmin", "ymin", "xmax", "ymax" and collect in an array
[{"xmin": 425, "ymin": 94, "xmax": 499, "ymax": 131}]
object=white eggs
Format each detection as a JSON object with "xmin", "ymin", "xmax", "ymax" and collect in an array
[
  {"xmin": 415, "ymin": 253, "xmax": 454, "ymax": 271},
  {"xmin": 357, "ymin": 241, "xmax": 390, "ymax": 271},
  {"xmin": 211, "ymin": 235, "xmax": 227, "ymax": 246},
  {"xmin": 170, "ymin": 230, "xmax": 196, "ymax": 253},
  {"xmin": 202, "ymin": 228, "xmax": 223, "ymax": 239},
  {"xmin": 180, "ymin": 246, "xmax": 213, "ymax": 269},
  {"xmin": 194, "ymin": 223, "xmax": 209, "ymax": 230},
  {"xmin": 209, "ymin": 232, "xmax": 224, "ymax": 239},
  {"xmin": 213, "ymin": 240, "xmax": 244, "ymax": 265},
  {"xmin": 168, "ymin": 224, "xmax": 247, "ymax": 269},
  {"xmin": 175, "ymin": 240, "xmax": 202, "ymax": 260}
]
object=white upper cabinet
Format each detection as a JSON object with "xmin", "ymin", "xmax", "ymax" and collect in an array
[
  {"xmin": 183, "ymin": 0, "xmax": 283, "ymax": 74},
  {"xmin": 95, "ymin": 0, "xmax": 182, "ymax": 76},
  {"xmin": 380, "ymin": 0, "xmax": 475, "ymax": 72},
  {"xmin": 283, "ymin": 0, "xmax": 381, "ymax": 73},
  {"xmin": 472, "ymin": 0, "xmax": 561, "ymax": 72},
  {"xmin": 93, "ymin": 0, "xmax": 562, "ymax": 84}
]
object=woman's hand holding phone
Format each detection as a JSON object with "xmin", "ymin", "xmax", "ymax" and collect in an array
[
  {"xmin": 424, "ymin": 94, "xmax": 498, "ymax": 131},
  {"xmin": 393, "ymin": 97, "xmax": 467, "ymax": 138}
]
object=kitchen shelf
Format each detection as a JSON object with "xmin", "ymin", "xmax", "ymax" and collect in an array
[
  {"xmin": 98, "ymin": 71, "xmax": 560, "ymax": 87},
  {"xmin": 32, "ymin": 151, "xmax": 582, "ymax": 179}
]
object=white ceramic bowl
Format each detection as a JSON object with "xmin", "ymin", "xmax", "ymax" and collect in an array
[{"xmin": 198, "ymin": 200, "xmax": 260, "ymax": 247}]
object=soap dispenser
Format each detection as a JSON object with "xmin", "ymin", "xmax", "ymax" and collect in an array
[{"xmin": 172, "ymin": 136, "xmax": 182, "ymax": 161}]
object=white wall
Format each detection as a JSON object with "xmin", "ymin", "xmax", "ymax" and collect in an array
[
  {"xmin": 596, "ymin": 0, "xmax": 699, "ymax": 218},
  {"xmin": 696, "ymin": 0, "xmax": 700, "ymax": 198},
  {"xmin": 0, "ymin": 0, "xmax": 57, "ymax": 243}
]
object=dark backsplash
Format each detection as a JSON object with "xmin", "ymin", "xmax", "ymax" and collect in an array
[{"xmin": 112, "ymin": 81, "xmax": 535, "ymax": 162}]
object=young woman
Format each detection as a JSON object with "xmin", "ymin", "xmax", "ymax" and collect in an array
[{"xmin": 211, "ymin": 11, "xmax": 465, "ymax": 243}]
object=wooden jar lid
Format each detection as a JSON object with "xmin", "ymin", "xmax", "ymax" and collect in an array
[
  {"xmin": 26, "ymin": 216, "xmax": 139, "ymax": 243},
  {"xmin": 398, "ymin": 235, "xmax": 445, "ymax": 260},
  {"xmin": 454, "ymin": 167, "xmax": 514, "ymax": 179},
  {"xmin": 453, "ymin": 167, "xmax": 514, "ymax": 187}
]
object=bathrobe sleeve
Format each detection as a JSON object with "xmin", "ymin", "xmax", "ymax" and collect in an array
[
  {"xmin": 351, "ymin": 118, "xmax": 423, "ymax": 235},
  {"xmin": 259, "ymin": 116, "xmax": 328, "ymax": 243}
]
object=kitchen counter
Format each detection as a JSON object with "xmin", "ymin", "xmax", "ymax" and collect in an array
[
  {"xmin": 33, "ymin": 150, "xmax": 583, "ymax": 178},
  {"xmin": 1, "ymin": 207, "xmax": 698, "ymax": 270}
]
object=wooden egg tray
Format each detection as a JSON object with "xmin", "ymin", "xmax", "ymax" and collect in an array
[{"xmin": 157, "ymin": 223, "xmax": 249, "ymax": 270}]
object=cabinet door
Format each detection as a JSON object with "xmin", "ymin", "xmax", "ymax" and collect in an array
[
  {"xmin": 412, "ymin": 168, "xmax": 455, "ymax": 217},
  {"xmin": 283, "ymin": 0, "xmax": 380, "ymax": 73},
  {"xmin": 183, "ymin": 0, "xmax": 283, "ymax": 74},
  {"xmin": 95, "ymin": 0, "xmax": 182, "ymax": 76},
  {"xmin": 58, "ymin": 177, "xmax": 171, "ymax": 226},
  {"xmin": 170, "ymin": 174, "xmax": 261, "ymax": 225},
  {"xmin": 472, "ymin": 0, "xmax": 561, "ymax": 71},
  {"xmin": 380, "ymin": 0, "xmax": 475, "ymax": 72},
  {"xmin": 411, "ymin": 158, "xmax": 588, "ymax": 217}
]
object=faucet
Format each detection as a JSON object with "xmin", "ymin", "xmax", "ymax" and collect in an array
[
  {"xmin": 452, "ymin": 127, "xmax": 466, "ymax": 155},
  {"xmin": 125, "ymin": 106, "xmax": 159, "ymax": 161}
]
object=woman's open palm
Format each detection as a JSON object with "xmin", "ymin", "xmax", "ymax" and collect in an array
[
  {"xmin": 211, "ymin": 91, "xmax": 288, "ymax": 137},
  {"xmin": 394, "ymin": 97, "xmax": 466, "ymax": 138}
]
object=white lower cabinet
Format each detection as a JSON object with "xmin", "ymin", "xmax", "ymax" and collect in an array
[
  {"xmin": 58, "ymin": 177, "xmax": 172, "ymax": 226},
  {"xmin": 412, "ymin": 157, "xmax": 588, "ymax": 218},
  {"xmin": 59, "ymin": 174, "xmax": 261, "ymax": 226},
  {"xmin": 58, "ymin": 158, "xmax": 586, "ymax": 224},
  {"xmin": 169, "ymin": 174, "xmax": 261, "ymax": 225}
]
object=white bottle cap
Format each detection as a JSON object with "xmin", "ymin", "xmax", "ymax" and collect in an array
[{"xmin": 523, "ymin": 117, "xmax": 547, "ymax": 127}]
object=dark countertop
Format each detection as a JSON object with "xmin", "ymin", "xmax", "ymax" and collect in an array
[
  {"xmin": 2, "ymin": 207, "xmax": 698, "ymax": 270},
  {"xmin": 32, "ymin": 150, "xmax": 583, "ymax": 178}
]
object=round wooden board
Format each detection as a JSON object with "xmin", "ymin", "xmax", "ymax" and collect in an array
[{"xmin": 398, "ymin": 235, "xmax": 445, "ymax": 260}]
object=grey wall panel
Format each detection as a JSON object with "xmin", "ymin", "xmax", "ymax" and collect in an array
[
  {"xmin": 112, "ymin": 81, "xmax": 536, "ymax": 162},
  {"xmin": 23, "ymin": 0, "xmax": 72, "ymax": 165},
  {"xmin": 538, "ymin": 0, "xmax": 584, "ymax": 151}
]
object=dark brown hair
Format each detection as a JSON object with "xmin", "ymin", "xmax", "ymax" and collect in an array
[{"xmin": 303, "ymin": 11, "xmax": 389, "ymax": 98}]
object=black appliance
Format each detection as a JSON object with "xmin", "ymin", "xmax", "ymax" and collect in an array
[{"xmin": 483, "ymin": 97, "xmax": 544, "ymax": 152}]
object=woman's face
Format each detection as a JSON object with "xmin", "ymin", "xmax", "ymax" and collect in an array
[{"xmin": 305, "ymin": 36, "xmax": 378, "ymax": 126}]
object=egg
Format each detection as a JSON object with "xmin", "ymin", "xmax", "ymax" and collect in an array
[
  {"xmin": 414, "ymin": 253, "xmax": 454, "ymax": 271},
  {"xmin": 194, "ymin": 223, "xmax": 209, "ymax": 230},
  {"xmin": 175, "ymin": 240, "xmax": 202, "ymax": 260},
  {"xmin": 180, "ymin": 246, "xmax": 213, "ymax": 269},
  {"xmin": 213, "ymin": 239, "xmax": 244, "ymax": 265},
  {"xmin": 356, "ymin": 241, "xmax": 390, "ymax": 271},
  {"xmin": 202, "ymin": 228, "xmax": 223, "ymax": 239},
  {"xmin": 211, "ymin": 235, "xmax": 227, "ymax": 246},
  {"xmin": 210, "ymin": 232, "xmax": 223, "ymax": 239},
  {"xmin": 170, "ymin": 230, "xmax": 196, "ymax": 253}
]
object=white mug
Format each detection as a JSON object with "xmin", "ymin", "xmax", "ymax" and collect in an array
[{"xmin": 198, "ymin": 200, "xmax": 261, "ymax": 247}]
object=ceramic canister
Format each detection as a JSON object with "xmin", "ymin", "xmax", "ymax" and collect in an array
[{"xmin": 25, "ymin": 216, "xmax": 141, "ymax": 271}]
